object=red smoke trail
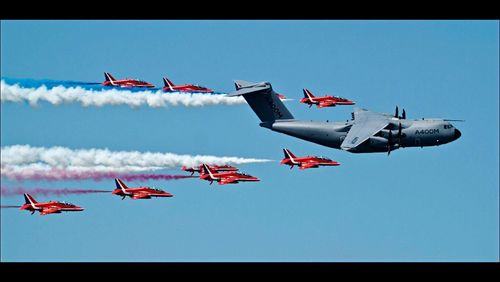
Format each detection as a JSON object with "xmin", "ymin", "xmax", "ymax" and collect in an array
[
  {"xmin": 119, "ymin": 174, "xmax": 194, "ymax": 181},
  {"xmin": 1, "ymin": 187, "xmax": 111, "ymax": 197},
  {"xmin": 1, "ymin": 168, "xmax": 195, "ymax": 182}
]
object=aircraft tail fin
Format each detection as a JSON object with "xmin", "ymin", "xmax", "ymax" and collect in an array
[
  {"xmin": 163, "ymin": 77, "xmax": 175, "ymax": 91},
  {"xmin": 24, "ymin": 193, "xmax": 38, "ymax": 207},
  {"xmin": 115, "ymin": 178, "xmax": 129, "ymax": 192},
  {"xmin": 104, "ymin": 72, "xmax": 116, "ymax": 82},
  {"xmin": 201, "ymin": 164, "xmax": 214, "ymax": 178},
  {"xmin": 283, "ymin": 148, "xmax": 297, "ymax": 160},
  {"xmin": 227, "ymin": 80, "xmax": 294, "ymax": 124},
  {"xmin": 303, "ymin": 88, "xmax": 315, "ymax": 99}
]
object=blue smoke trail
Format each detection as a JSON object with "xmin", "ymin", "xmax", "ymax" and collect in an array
[
  {"xmin": 1, "ymin": 77, "xmax": 227, "ymax": 94},
  {"xmin": 1, "ymin": 77, "xmax": 245, "ymax": 108}
]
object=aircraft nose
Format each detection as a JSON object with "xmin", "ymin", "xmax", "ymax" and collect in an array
[{"xmin": 454, "ymin": 129, "xmax": 462, "ymax": 140}]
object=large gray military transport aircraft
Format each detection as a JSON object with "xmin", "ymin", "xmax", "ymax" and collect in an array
[{"xmin": 228, "ymin": 80, "xmax": 461, "ymax": 154}]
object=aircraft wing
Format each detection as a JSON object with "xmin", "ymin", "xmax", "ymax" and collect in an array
[
  {"xmin": 40, "ymin": 207, "xmax": 62, "ymax": 215},
  {"xmin": 341, "ymin": 109, "xmax": 390, "ymax": 151},
  {"xmin": 318, "ymin": 101, "xmax": 335, "ymax": 108},
  {"xmin": 219, "ymin": 177, "xmax": 239, "ymax": 185},
  {"xmin": 132, "ymin": 193, "xmax": 151, "ymax": 199},
  {"xmin": 299, "ymin": 162, "xmax": 319, "ymax": 170}
]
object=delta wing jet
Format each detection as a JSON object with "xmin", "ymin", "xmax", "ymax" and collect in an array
[
  {"xmin": 280, "ymin": 149, "xmax": 340, "ymax": 170},
  {"xmin": 300, "ymin": 88, "xmax": 355, "ymax": 108},
  {"xmin": 112, "ymin": 178, "xmax": 173, "ymax": 200},
  {"xmin": 182, "ymin": 165, "xmax": 239, "ymax": 176},
  {"xmin": 102, "ymin": 72, "xmax": 155, "ymax": 88},
  {"xmin": 162, "ymin": 76, "xmax": 214, "ymax": 93},
  {"xmin": 20, "ymin": 193, "xmax": 84, "ymax": 215},
  {"xmin": 199, "ymin": 164, "xmax": 259, "ymax": 185}
]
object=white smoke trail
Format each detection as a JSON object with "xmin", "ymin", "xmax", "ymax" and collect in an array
[
  {"xmin": 2, "ymin": 163, "xmax": 164, "ymax": 174},
  {"xmin": 1, "ymin": 145, "xmax": 272, "ymax": 170},
  {"xmin": 0, "ymin": 80, "xmax": 246, "ymax": 108}
]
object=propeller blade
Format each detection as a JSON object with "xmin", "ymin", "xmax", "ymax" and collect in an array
[
  {"xmin": 388, "ymin": 130, "xmax": 392, "ymax": 156},
  {"xmin": 395, "ymin": 106, "xmax": 399, "ymax": 118},
  {"xmin": 402, "ymin": 109, "xmax": 406, "ymax": 119},
  {"xmin": 398, "ymin": 122, "xmax": 402, "ymax": 137}
]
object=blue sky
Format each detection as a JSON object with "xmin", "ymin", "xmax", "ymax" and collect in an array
[{"xmin": 1, "ymin": 20, "xmax": 498, "ymax": 262}]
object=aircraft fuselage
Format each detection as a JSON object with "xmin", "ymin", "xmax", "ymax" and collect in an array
[{"xmin": 262, "ymin": 118, "xmax": 461, "ymax": 153}]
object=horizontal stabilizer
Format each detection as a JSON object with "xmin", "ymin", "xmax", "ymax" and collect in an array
[
  {"xmin": 234, "ymin": 80, "xmax": 256, "ymax": 90},
  {"xmin": 227, "ymin": 80, "xmax": 294, "ymax": 123},
  {"xmin": 226, "ymin": 86, "xmax": 269, "ymax": 97}
]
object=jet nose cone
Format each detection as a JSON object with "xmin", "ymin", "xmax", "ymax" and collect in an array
[{"xmin": 454, "ymin": 129, "xmax": 462, "ymax": 140}]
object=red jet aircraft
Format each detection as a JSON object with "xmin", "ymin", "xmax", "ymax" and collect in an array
[
  {"xmin": 20, "ymin": 193, "xmax": 84, "ymax": 216},
  {"xmin": 112, "ymin": 178, "xmax": 173, "ymax": 200},
  {"xmin": 182, "ymin": 165, "xmax": 239, "ymax": 176},
  {"xmin": 199, "ymin": 164, "xmax": 260, "ymax": 185},
  {"xmin": 300, "ymin": 88, "xmax": 355, "ymax": 108},
  {"xmin": 280, "ymin": 149, "xmax": 340, "ymax": 170},
  {"xmin": 162, "ymin": 77, "xmax": 214, "ymax": 93},
  {"xmin": 102, "ymin": 72, "xmax": 155, "ymax": 88}
]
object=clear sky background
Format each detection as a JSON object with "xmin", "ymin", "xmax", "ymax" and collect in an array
[{"xmin": 1, "ymin": 20, "xmax": 498, "ymax": 262}]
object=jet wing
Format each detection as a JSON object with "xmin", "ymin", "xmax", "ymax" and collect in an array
[
  {"xmin": 219, "ymin": 177, "xmax": 239, "ymax": 185},
  {"xmin": 132, "ymin": 193, "xmax": 152, "ymax": 199},
  {"xmin": 341, "ymin": 109, "xmax": 390, "ymax": 151},
  {"xmin": 40, "ymin": 207, "xmax": 62, "ymax": 215},
  {"xmin": 299, "ymin": 162, "xmax": 319, "ymax": 170},
  {"xmin": 318, "ymin": 101, "xmax": 335, "ymax": 108}
]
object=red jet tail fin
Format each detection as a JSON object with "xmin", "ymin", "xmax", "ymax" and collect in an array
[
  {"xmin": 283, "ymin": 148, "xmax": 297, "ymax": 160},
  {"xmin": 104, "ymin": 72, "xmax": 117, "ymax": 82},
  {"xmin": 114, "ymin": 178, "xmax": 129, "ymax": 191},
  {"xmin": 24, "ymin": 193, "xmax": 38, "ymax": 207},
  {"xmin": 201, "ymin": 164, "xmax": 215, "ymax": 178},
  {"xmin": 163, "ymin": 77, "xmax": 175, "ymax": 91},
  {"xmin": 303, "ymin": 88, "xmax": 315, "ymax": 99}
]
